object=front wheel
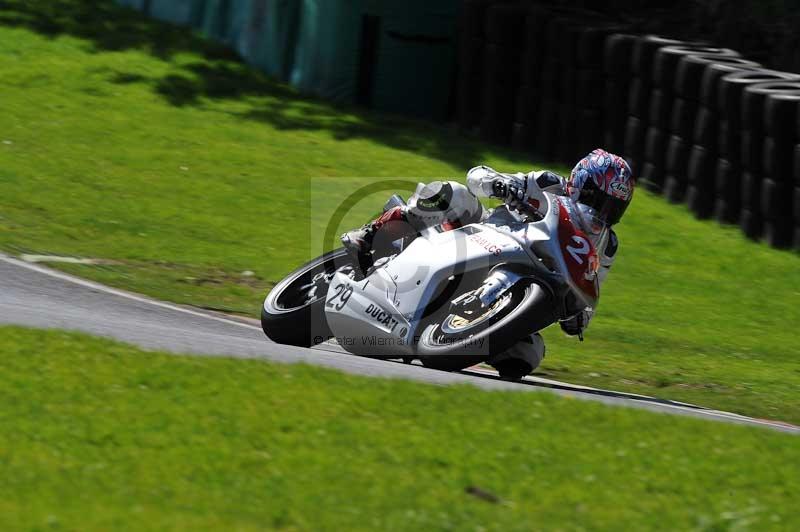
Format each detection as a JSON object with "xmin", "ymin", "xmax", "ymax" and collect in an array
[
  {"xmin": 261, "ymin": 248, "xmax": 353, "ymax": 347},
  {"xmin": 417, "ymin": 280, "xmax": 554, "ymax": 372}
]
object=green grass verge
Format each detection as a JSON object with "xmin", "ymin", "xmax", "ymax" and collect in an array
[
  {"xmin": 1, "ymin": 326, "xmax": 798, "ymax": 531},
  {"xmin": 0, "ymin": 0, "xmax": 799, "ymax": 423}
]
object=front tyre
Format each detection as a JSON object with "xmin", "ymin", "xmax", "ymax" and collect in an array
[
  {"xmin": 417, "ymin": 280, "xmax": 554, "ymax": 372},
  {"xmin": 261, "ymin": 248, "xmax": 352, "ymax": 347}
]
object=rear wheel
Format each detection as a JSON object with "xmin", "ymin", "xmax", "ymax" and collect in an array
[
  {"xmin": 417, "ymin": 279, "xmax": 554, "ymax": 372},
  {"xmin": 261, "ymin": 248, "xmax": 353, "ymax": 347}
]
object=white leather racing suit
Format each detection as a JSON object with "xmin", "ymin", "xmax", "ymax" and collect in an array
[{"xmin": 347, "ymin": 167, "xmax": 620, "ymax": 374}]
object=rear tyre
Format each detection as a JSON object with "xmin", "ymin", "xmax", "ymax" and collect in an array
[
  {"xmin": 261, "ymin": 248, "xmax": 351, "ymax": 347},
  {"xmin": 417, "ymin": 280, "xmax": 554, "ymax": 372}
]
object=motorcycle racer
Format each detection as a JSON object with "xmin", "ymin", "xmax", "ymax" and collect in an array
[{"xmin": 341, "ymin": 148, "xmax": 634, "ymax": 377}]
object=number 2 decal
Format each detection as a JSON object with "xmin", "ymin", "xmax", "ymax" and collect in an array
[
  {"xmin": 326, "ymin": 283, "xmax": 353, "ymax": 311},
  {"xmin": 566, "ymin": 236, "xmax": 590, "ymax": 265}
]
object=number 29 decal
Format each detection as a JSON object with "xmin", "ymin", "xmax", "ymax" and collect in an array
[
  {"xmin": 326, "ymin": 283, "xmax": 353, "ymax": 310},
  {"xmin": 566, "ymin": 235, "xmax": 590, "ymax": 265},
  {"xmin": 556, "ymin": 198, "xmax": 599, "ymax": 300}
]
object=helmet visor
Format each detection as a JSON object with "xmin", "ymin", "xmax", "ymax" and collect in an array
[
  {"xmin": 579, "ymin": 187, "xmax": 630, "ymax": 226},
  {"xmin": 595, "ymin": 195, "xmax": 630, "ymax": 226}
]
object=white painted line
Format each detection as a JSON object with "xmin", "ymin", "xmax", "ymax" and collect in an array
[
  {"xmin": 463, "ymin": 366, "xmax": 798, "ymax": 431},
  {"xmin": 20, "ymin": 254, "xmax": 113, "ymax": 265}
]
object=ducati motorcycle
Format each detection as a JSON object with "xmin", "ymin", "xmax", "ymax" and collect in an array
[{"xmin": 261, "ymin": 191, "xmax": 599, "ymax": 378}]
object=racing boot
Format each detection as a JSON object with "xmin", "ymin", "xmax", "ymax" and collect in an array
[
  {"xmin": 341, "ymin": 224, "xmax": 375, "ymax": 280},
  {"xmin": 341, "ymin": 206, "xmax": 411, "ymax": 280},
  {"xmin": 488, "ymin": 333, "xmax": 545, "ymax": 380},
  {"xmin": 560, "ymin": 310, "xmax": 587, "ymax": 341}
]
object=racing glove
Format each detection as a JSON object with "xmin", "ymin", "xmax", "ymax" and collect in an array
[
  {"xmin": 467, "ymin": 166, "xmax": 530, "ymax": 203},
  {"xmin": 491, "ymin": 176, "xmax": 528, "ymax": 203}
]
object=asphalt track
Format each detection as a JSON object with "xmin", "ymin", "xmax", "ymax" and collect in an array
[{"xmin": 0, "ymin": 253, "xmax": 797, "ymax": 434}]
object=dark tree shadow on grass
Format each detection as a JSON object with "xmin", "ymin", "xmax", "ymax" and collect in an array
[{"xmin": 0, "ymin": 0, "xmax": 513, "ymax": 172}]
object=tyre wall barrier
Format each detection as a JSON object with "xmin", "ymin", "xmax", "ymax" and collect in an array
[
  {"xmin": 369, "ymin": 1, "xmax": 459, "ymax": 121},
  {"xmin": 453, "ymin": 2, "xmax": 800, "ymax": 250},
  {"xmin": 625, "ymin": 35, "xmax": 682, "ymax": 183},
  {"xmin": 455, "ymin": 0, "xmax": 494, "ymax": 132},
  {"xmin": 481, "ymin": 2, "xmax": 529, "ymax": 145},
  {"xmin": 651, "ymin": 45, "xmax": 739, "ymax": 206}
]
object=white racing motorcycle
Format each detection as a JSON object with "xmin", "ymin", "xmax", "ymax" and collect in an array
[{"xmin": 261, "ymin": 190, "xmax": 599, "ymax": 379}]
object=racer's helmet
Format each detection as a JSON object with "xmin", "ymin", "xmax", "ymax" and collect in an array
[{"xmin": 566, "ymin": 149, "xmax": 634, "ymax": 227}]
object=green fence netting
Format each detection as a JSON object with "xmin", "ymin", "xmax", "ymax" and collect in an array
[
  {"xmin": 116, "ymin": 0, "xmax": 460, "ymax": 119},
  {"xmin": 200, "ymin": 0, "xmax": 232, "ymax": 42},
  {"xmin": 290, "ymin": 0, "xmax": 367, "ymax": 103},
  {"xmin": 116, "ymin": 0, "xmax": 149, "ymax": 10},
  {"xmin": 199, "ymin": 0, "xmax": 259, "ymax": 51},
  {"xmin": 226, "ymin": 0, "xmax": 253, "ymax": 52},
  {"xmin": 148, "ymin": 0, "xmax": 206, "ymax": 27},
  {"xmin": 241, "ymin": 0, "xmax": 300, "ymax": 81}
]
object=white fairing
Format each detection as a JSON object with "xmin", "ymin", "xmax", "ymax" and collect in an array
[
  {"xmin": 323, "ymin": 191, "xmax": 599, "ymax": 356},
  {"xmin": 325, "ymin": 224, "xmax": 523, "ymax": 356}
]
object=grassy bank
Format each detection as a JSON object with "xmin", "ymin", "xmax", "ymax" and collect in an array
[
  {"xmin": 0, "ymin": 0, "xmax": 798, "ymax": 422},
  {"xmin": 0, "ymin": 326, "xmax": 797, "ymax": 531}
]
